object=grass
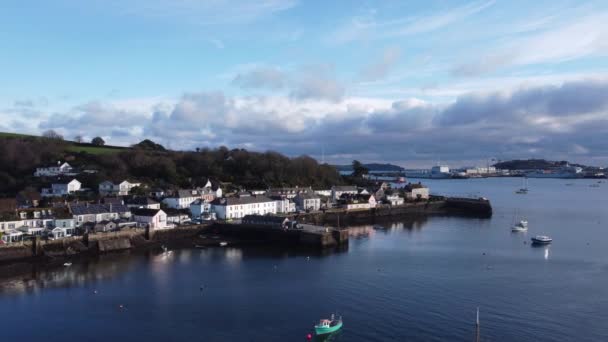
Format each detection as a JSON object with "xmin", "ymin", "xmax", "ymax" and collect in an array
[
  {"xmin": 0, "ymin": 132, "xmax": 38, "ymax": 138},
  {"xmin": 66, "ymin": 145, "xmax": 123, "ymax": 155}
]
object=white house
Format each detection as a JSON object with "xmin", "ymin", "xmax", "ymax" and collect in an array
[
  {"xmin": 1, "ymin": 229, "xmax": 23, "ymax": 244},
  {"xmin": 404, "ymin": 183, "xmax": 430, "ymax": 200},
  {"xmin": 211, "ymin": 195, "xmax": 277, "ymax": 220},
  {"xmin": 99, "ymin": 180, "xmax": 141, "ymax": 196},
  {"xmin": 294, "ymin": 192, "xmax": 321, "ymax": 211},
  {"xmin": 34, "ymin": 162, "xmax": 75, "ymax": 177},
  {"xmin": 132, "ymin": 208, "xmax": 170, "ymax": 230},
  {"xmin": 271, "ymin": 197, "xmax": 296, "ymax": 214},
  {"xmin": 339, "ymin": 194, "xmax": 377, "ymax": 211},
  {"xmin": 42, "ymin": 179, "xmax": 81, "ymax": 197},
  {"xmin": 385, "ymin": 193, "xmax": 404, "ymax": 206},
  {"xmin": 331, "ymin": 185, "xmax": 359, "ymax": 200},
  {"xmin": 313, "ymin": 189, "xmax": 332, "ymax": 197},
  {"xmin": 162, "ymin": 189, "xmax": 206, "ymax": 209},
  {"xmin": 70, "ymin": 203, "xmax": 131, "ymax": 226}
]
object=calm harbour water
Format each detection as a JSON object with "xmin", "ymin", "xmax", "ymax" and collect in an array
[{"xmin": 1, "ymin": 178, "xmax": 608, "ymax": 341}]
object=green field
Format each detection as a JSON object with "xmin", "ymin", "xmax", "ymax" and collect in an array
[
  {"xmin": 66, "ymin": 145, "xmax": 123, "ymax": 155},
  {"xmin": 0, "ymin": 131, "xmax": 125, "ymax": 155}
]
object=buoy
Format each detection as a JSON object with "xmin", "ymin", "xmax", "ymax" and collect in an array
[
  {"xmin": 93, "ymin": 290, "xmax": 98, "ymax": 294},
  {"xmin": 306, "ymin": 333, "xmax": 312, "ymax": 340},
  {"xmin": 119, "ymin": 304, "xmax": 125, "ymax": 309}
]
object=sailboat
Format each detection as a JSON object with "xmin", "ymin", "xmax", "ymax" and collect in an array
[{"xmin": 515, "ymin": 177, "xmax": 529, "ymax": 194}]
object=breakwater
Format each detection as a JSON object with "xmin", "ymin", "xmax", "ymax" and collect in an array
[{"xmin": 294, "ymin": 197, "xmax": 492, "ymax": 226}]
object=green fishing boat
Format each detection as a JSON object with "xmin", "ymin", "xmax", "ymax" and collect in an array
[{"xmin": 314, "ymin": 314, "xmax": 343, "ymax": 335}]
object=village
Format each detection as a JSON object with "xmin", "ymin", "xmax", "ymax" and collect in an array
[{"xmin": 0, "ymin": 161, "xmax": 432, "ymax": 245}]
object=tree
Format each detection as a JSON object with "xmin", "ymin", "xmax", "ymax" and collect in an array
[
  {"xmin": 133, "ymin": 139, "xmax": 166, "ymax": 151},
  {"xmin": 352, "ymin": 160, "xmax": 369, "ymax": 178},
  {"xmin": 91, "ymin": 137, "xmax": 105, "ymax": 146},
  {"xmin": 74, "ymin": 135, "xmax": 84, "ymax": 143},
  {"xmin": 42, "ymin": 129, "xmax": 63, "ymax": 140}
]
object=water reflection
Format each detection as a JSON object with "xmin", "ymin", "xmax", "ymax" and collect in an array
[{"xmin": 0, "ymin": 252, "xmax": 137, "ymax": 296}]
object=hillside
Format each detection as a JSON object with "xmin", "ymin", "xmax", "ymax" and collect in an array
[
  {"xmin": 0, "ymin": 132, "xmax": 343, "ymax": 197},
  {"xmin": 334, "ymin": 163, "xmax": 404, "ymax": 172},
  {"xmin": 493, "ymin": 159, "xmax": 592, "ymax": 170}
]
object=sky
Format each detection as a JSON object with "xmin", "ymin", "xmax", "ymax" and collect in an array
[{"xmin": 2, "ymin": 0, "xmax": 608, "ymax": 167}]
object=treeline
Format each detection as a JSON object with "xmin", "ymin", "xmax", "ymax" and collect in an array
[{"xmin": 0, "ymin": 137, "xmax": 343, "ymax": 196}]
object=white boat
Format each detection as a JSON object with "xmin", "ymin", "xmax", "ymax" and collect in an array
[
  {"xmin": 63, "ymin": 262, "xmax": 72, "ymax": 267},
  {"xmin": 219, "ymin": 241, "xmax": 228, "ymax": 247},
  {"xmin": 526, "ymin": 165, "xmax": 584, "ymax": 179},
  {"xmin": 512, "ymin": 220, "xmax": 528, "ymax": 232},
  {"xmin": 373, "ymin": 225, "xmax": 387, "ymax": 230},
  {"xmin": 531, "ymin": 235, "xmax": 552, "ymax": 244}
]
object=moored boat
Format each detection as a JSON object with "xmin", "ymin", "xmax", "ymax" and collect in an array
[
  {"xmin": 314, "ymin": 314, "xmax": 343, "ymax": 335},
  {"xmin": 373, "ymin": 225, "xmax": 386, "ymax": 230},
  {"xmin": 531, "ymin": 235, "xmax": 552, "ymax": 245},
  {"xmin": 512, "ymin": 220, "xmax": 528, "ymax": 232}
]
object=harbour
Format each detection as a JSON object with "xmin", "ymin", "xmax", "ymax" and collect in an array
[{"xmin": 1, "ymin": 177, "xmax": 607, "ymax": 341}]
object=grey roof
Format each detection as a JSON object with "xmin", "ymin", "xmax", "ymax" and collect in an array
[
  {"xmin": 332, "ymin": 185, "xmax": 358, "ymax": 191},
  {"xmin": 295, "ymin": 192, "xmax": 320, "ymax": 199},
  {"xmin": 211, "ymin": 195, "xmax": 274, "ymax": 206},
  {"xmin": 70, "ymin": 203, "xmax": 130, "ymax": 215},
  {"xmin": 125, "ymin": 197, "xmax": 159, "ymax": 205},
  {"xmin": 177, "ymin": 189, "xmax": 202, "ymax": 198},
  {"xmin": 131, "ymin": 208, "xmax": 162, "ymax": 216}
]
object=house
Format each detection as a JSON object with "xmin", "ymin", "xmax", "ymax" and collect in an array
[
  {"xmin": 190, "ymin": 199, "xmax": 211, "ymax": 219},
  {"xmin": 50, "ymin": 227, "xmax": 73, "ymax": 239},
  {"xmin": 270, "ymin": 196, "xmax": 296, "ymax": 214},
  {"xmin": 0, "ymin": 207, "xmax": 74, "ymax": 237},
  {"xmin": 94, "ymin": 220, "xmax": 117, "ymax": 233},
  {"xmin": 201, "ymin": 179, "xmax": 223, "ymax": 198},
  {"xmin": 16, "ymin": 190, "xmax": 41, "ymax": 208},
  {"xmin": 404, "ymin": 183, "xmax": 430, "ymax": 200},
  {"xmin": 70, "ymin": 203, "xmax": 131, "ymax": 226},
  {"xmin": 293, "ymin": 192, "xmax": 321, "ymax": 211},
  {"xmin": 210, "ymin": 195, "xmax": 277, "ymax": 220},
  {"xmin": 162, "ymin": 189, "xmax": 204, "ymax": 209},
  {"xmin": 42, "ymin": 179, "xmax": 82, "ymax": 197},
  {"xmin": 149, "ymin": 188, "xmax": 166, "ymax": 198},
  {"xmin": 338, "ymin": 194, "xmax": 377, "ymax": 211},
  {"xmin": 34, "ymin": 161, "xmax": 76, "ymax": 177},
  {"xmin": 132, "ymin": 208, "xmax": 170, "ymax": 230},
  {"xmin": 385, "ymin": 193, "xmax": 404, "ymax": 206},
  {"xmin": 313, "ymin": 189, "xmax": 332, "ymax": 197},
  {"xmin": 99, "ymin": 180, "xmax": 141, "ymax": 196},
  {"xmin": 125, "ymin": 197, "xmax": 160, "ymax": 209},
  {"xmin": 1, "ymin": 229, "xmax": 23, "ymax": 244},
  {"xmin": 242, "ymin": 215, "xmax": 291, "ymax": 229},
  {"xmin": 331, "ymin": 185, "xmax": 358, "ymax": 200},
  {"xmin": 267, "ymin": 187, "xmax": 307, "ymax": 199}
]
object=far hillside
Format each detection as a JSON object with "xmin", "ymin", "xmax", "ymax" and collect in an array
[
  {"xmin": 493, "ymin": 159, "xmax": 596, "ymax": 170},
  {"xmin": 334, "ymin": 163, "xmax": 404, "ymax": 172}
]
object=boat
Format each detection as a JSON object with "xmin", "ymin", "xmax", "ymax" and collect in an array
[
  {"xmin": 531, "ymin": 235, "xmax": 552, "ymax": 245},
  {"xmin": 394, "ymin": 176, "xmax": 406, "ymax": 183},
  {"xmin": 219, "ymin": 241, "xmax": 228, "ymax": 247},
  {"xmin": 194, "ymin": 244, "xmax": 206, "ymax": 249},
  {"xmin": 373, "ymin": 225, "xmax": 387, "ymax": 230},
  {"xmin": 526, "ymin": 165, "xmax": 584, "ymax": 179},
  {"xmin": 314, "ymin": 314, "xmax": 343, "ymax": 335},
  {"xmin": 512, "ymin": 220, "xmax": 528, "ymax": 232},
  {"xmin": 63, "ymin": 262, "xmax": 72, "ymax": 267},
  {"xmin": 515, "ymin": 177, "xmax": 529, "ymax": 194}
]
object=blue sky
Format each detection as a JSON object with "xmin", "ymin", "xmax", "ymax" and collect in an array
[{"xmin": 2, "ymin": 0, "xmax": 608, "ymax": 167}]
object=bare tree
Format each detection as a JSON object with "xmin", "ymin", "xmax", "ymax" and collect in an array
[
  {"xmin": 42, "ymin": 129, "xmax": 63, "ymax": 140},
  {"xmin": 74, "ymin": 135, "xmax": 84, "ymax": 143}
]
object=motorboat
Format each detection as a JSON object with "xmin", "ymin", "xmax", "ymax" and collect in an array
[
  {"xmin": 63, "ymin": 262, "xmax": 72, "ymax": 267},
  {"xmin": 314, "ymin": 314, "xmax": 343, "ymax": 335},
  {"xmin": 512, "ymin": 220, "xmax": 528, "ymax": 232},
  {"xmin": 373, "ymin": 225, "xmax": 387, "ymax": 230},
  {"xmin": 531, "ymin": 235, "xmax": 552, "ymax": 245},
  {"xmin": 219, "ymin": 241, "xmax": 228, "ymax": 247}
]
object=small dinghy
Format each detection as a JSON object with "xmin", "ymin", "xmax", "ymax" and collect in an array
[
  {"xmin": 219, "ymin": 241, "xmax": 228, "ymax": 247},
  {"xmin": 63, "ymin": 262, "xmax": 72, "ymax": 267},
  {"xmin": 314, "ymin": 314, "xmax": 343, "ymax": 335},
  {"xmin": 531, "ymin": 235, "xmax": 552, "ymax": 245}
]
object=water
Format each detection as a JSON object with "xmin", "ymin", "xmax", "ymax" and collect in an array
[{"xmin": 1, "ymin": 178, "xmax": 608, "ymax": 341}]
